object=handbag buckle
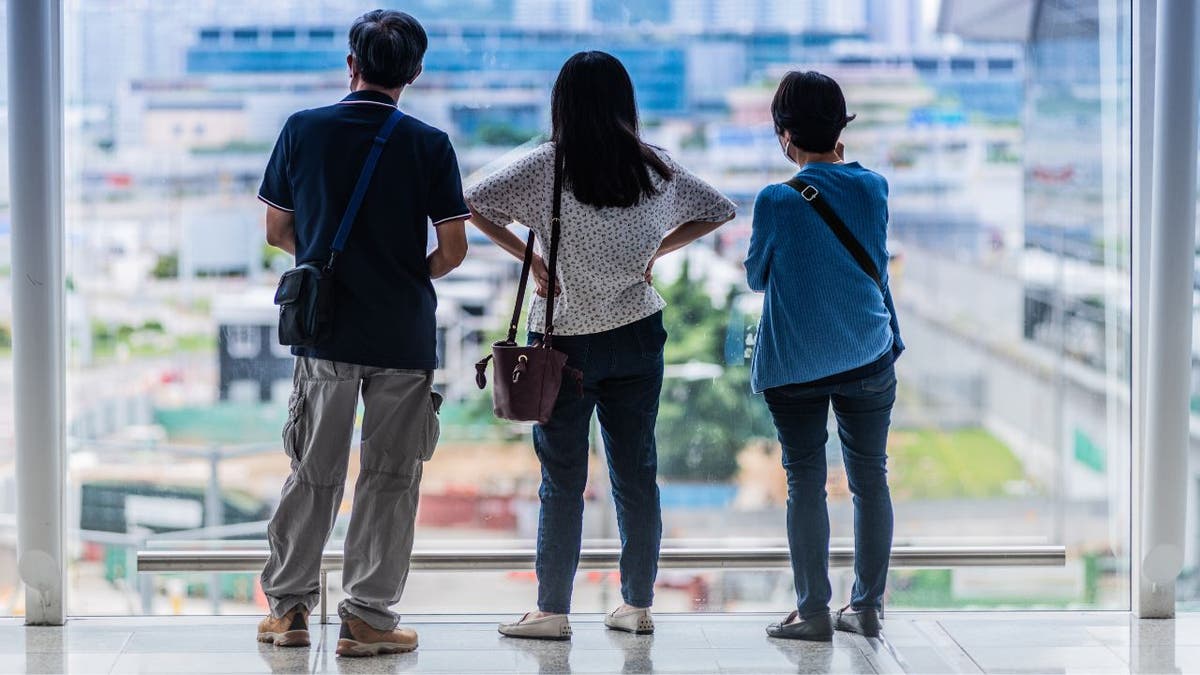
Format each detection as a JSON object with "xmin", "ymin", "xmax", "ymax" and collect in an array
[
  {"xmin": 512, "ymin": 354, "xmax": 529, "ymax": 383},
  {"xmin": 800, "ymin": 185, "xmax": 819, "ymax": 202}
]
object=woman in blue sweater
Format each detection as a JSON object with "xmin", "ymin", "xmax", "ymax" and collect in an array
[{"xmin": 746, "ymin": 71, "xmax": 903, "ymax": 641}]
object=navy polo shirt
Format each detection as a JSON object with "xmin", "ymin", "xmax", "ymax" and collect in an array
[{"xmin": 258, "ymin": 90, "xmax": 469, "ymax": 370}]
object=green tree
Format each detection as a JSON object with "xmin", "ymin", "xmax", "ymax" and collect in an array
[
  {"xmin": 654, "ymin": 260, "xmax": 774, "ymax": 481},
  {"xmin": 476, "ymin": 123, "xmax": 539, "ymax": 147},
  {"xmin": 152, "ymin": 253, "xmax": 179, "ymax": 279},
  {"xmin": 680, "ymin": 124, "xmax": 709, "ymax": 151},
  {"xmin": 262, "ymin": 243, "xmax": 290, "ymax": 273},
  {"xmin": 659, "ymin": 260, "xmax": 727, "ymax": 365}
]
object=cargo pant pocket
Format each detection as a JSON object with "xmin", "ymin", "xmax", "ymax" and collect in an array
[
  {"xmin": 282, "ymin": 387, "xmax": 307, "ymax": 462},
  {"xmin": 421, "ymin": 390, "xmax": 444, "ymax": 462}
]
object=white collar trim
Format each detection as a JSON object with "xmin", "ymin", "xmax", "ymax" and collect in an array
[{"xmin": 338, "ymin": 99, "xmax": 398, "ymax": 109}]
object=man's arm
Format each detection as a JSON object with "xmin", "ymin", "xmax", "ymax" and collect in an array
[
  {"xmin": 265, "ymin": 205, "xmax": 297, "ymax": 256},
  {"xmin": 428, "ymin": 217, "xmax": 469, "ymax": 279}
]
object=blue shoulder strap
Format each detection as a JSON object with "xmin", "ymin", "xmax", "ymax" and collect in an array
[{"xmin": 325, "ymin": 107, "xmax": 405, "ymax": 271}]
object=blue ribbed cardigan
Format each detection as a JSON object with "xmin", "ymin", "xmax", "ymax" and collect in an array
[{"xmin": 745, "ymin": 161, "xmax": 903, "ymax": 393}]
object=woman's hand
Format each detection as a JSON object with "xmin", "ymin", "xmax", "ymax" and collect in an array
[
  {"xmin": 532, "ymin": 255, "xmax": 561, "ymax": 298},
  {"xmin": 645, "ymin": 256, "xmax": 656, "ymax": 285}
]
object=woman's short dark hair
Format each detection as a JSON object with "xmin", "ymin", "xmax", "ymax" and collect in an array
[
  {"xmin": 551, "ymin": 51, "xmax": 673, "ymax": 209},
  {"xmin": 771, "ymin": 71, "xmax": 856, "ymax": 153},
  {"xmin": 348, "ymin": 10, "xmax": 427, "ymax": 89}
]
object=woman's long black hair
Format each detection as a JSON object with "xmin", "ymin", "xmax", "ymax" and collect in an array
[{"xmin": 550, "ymin": 51, "xmax": 673, "ymax": 209}]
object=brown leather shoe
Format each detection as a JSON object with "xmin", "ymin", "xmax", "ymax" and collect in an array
[
  {"xmin": 336, "ymin": 615, "xmax": 418, "ymax": 657},
  {"xmin": 257, "ymin": 605, "xmax": 310, "ymax": 647}
]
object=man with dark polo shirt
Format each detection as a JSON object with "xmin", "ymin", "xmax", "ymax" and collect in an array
[{"xmin": 254, "ymin": 10, "xmax": 468, "ymax": 657}]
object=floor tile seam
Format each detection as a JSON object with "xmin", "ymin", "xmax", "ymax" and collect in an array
[
  {"xmin": 835, "ymin": 639, "xmax": 884, "ymax": 675},
  {"xmin": 931, "ymin": 619, "xmax": 988, "ymax": 667},
  {"xmin": 1098, "ymin": 639, "xmax": 1131, "ymax": 667},
  {"xmin": 115, "ymin": 648, "xmax": 337, "ymax": 655},
  {"xmin": 487, "ymin": 643, "xmax": 710, "ymax": 648},
  {"xmin": 706, "ymin": 644, "xmax": 881, "ymax": 674},
  {"xmin": 858, "ymin": 635, "xmax": 908, "ymax": 675},
  {"xmin": 38, "ymin": 610, "xmax": 1143, "ymax": 623},
  {"xmin": 114, "ymin": 631, "xmax": 134, "ymax": 655},
  {"xmin": 928, "ymin": 620, "xmax": 986, "ymax": 674},
  {"xmin": 842, "ymin": 633, "xmax": 880, "ymax": 671},
  {"xmin": 855, "ymin": 636, "xmax": 883, "ymax": 675}
]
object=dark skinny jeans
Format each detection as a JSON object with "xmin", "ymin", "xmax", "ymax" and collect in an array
[
  {"xmin": 763, "ymin": 364, "xmax": 896, "ymax": 617},
  {"xmin": 529, "ymin": 311, "xmax": 666, "ymax": 614}
]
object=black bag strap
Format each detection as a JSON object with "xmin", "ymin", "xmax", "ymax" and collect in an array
[
  {"xmin": 503, "ymin": 147, "xmax": 564, "ymax": 346},
  {"xmin": 505, "ymin": 230, "xmax": 536, "ymax": 343},
  {"xmin": 784, "ymin": 177, "xmax": 883, "ymax": 291},
  {"xmin": 324, "ymin": 108, "xmax": 405, "ymax": 273},
  {"xmin": 543, "ymin": 147, "xmax": 565, "ymax": 343}
]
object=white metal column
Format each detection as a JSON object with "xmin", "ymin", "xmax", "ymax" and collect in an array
[
  {"xmin": 1139, "ymin": 0, "xmax": 1200, "ymax": 619},
  {"xmin": 6, "ymin": 0, "xmax": 66, "ymax": 624},
  {"xmin": 1130, "ymin": 0, "xmax": 1173, "ymax": 618}
]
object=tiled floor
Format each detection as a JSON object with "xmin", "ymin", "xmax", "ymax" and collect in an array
[{"xmin": 0, "ymin": 612, "xmax": 1195, "ymax": 674}]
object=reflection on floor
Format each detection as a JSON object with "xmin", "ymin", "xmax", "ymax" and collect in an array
[{"xmin": 0, "ymin": 612, "xmax": 1196, "ymax": 673}]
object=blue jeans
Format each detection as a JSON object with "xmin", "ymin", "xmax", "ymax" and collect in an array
[
  {"xmin": 529, "ymin": 312, "xmax": 666, "ymax": 614},
  {"xmin": 763, "ymin": 365, "xmax": 896, "ymax": 617}
]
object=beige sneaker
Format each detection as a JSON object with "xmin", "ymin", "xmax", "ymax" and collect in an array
[
  {"xmin": 498, "ymin": 612, "xmax": 572, "ymax": 640},
  {"xmin": 604, "ymin": 605, "xmax": 654, "ymax": 635},
  {"xmin": 335, "ymin": 615, "xmax": 419, "ymax": 657},
  {"xmin": 257, "ymin": 605, "xmax": 311, "ymax": 647}
]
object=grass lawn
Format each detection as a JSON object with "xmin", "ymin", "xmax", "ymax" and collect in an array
[{"xmin": 887, "ymin": 427, "xmax": 1028, "ymax": 500}]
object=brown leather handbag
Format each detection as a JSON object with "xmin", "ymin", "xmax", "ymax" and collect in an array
[{"xmin": 474, "ymin": 149, "xmax": 583, "ymax": 424}]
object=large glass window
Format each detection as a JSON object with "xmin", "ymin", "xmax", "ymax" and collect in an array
[
  {"xmin": 1183, "ymin": 53, "xmax": 1200, "ymax": 615},
  {"xmin": 63, "ymin": 0, "xmax": 1132, "ymax": 616},
  {"xmin": 0, "ymin": 1, "xmax": 21, "ymax": 619}
]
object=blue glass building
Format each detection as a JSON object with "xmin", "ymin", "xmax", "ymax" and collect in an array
[
  {"xmin": 185, "ymin": 24, "xmax": 1020, "ymax": 120},
  {"xmin": 187, "ymin": 25, "xmax": 689, "ymax": 115}
]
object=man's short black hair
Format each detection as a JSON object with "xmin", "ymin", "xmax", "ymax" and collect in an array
[
  {"xmin": 348, "ymin": 10, "xmax": 427, "ymax": 89},
  {"xmin": 771, "ymin": 70, "xmax": 856, "ymax": 153}
]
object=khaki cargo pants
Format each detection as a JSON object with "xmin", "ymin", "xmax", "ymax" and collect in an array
[{"xmin": 261, "ymin": 357, "xmax": 442, "ymax": 630}]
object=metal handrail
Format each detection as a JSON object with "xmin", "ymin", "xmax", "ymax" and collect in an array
[
  {"xmin": 137, "ymin": 545, "xmax": 1066, "ymax": 573},
  {"xmin": 138, "ymin": 545, "xmax": 1065, "ymax": 624}
]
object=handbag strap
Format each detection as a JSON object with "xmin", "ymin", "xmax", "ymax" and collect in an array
[
  {"xmin": 324, "ymin": 107, "xmax": 406, "ymax": 273},
  {"xmin": 784, "ymin": 177, "xmax": 883, "ymax": 291},
  {"xmin": 543, "ymin": 148, "xmax": 565, "ymax": 343},
  {"xmin": 503, "ymin": 147, "xmax": 564, "ymax": 346},
  {"xmin": 505, "ymin": 229, "xmax": 536, "ymax": 343}
]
